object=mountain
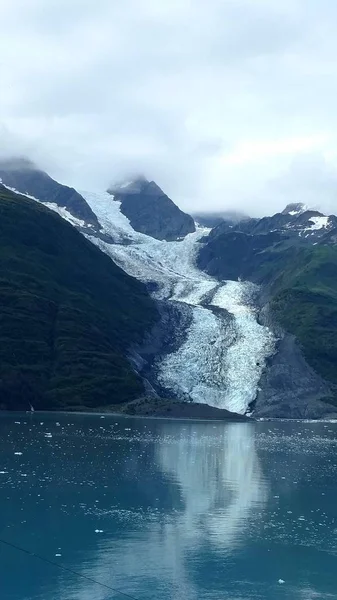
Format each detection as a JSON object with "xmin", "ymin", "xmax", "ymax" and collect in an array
[
  {"xmin": 0, "ymin": 158, "xmax": 100, "ymax": 230},
  {"xmin": 198, "ymin": 202, "xmax": 337, "ymax": 280},
  {"xmin": 207, "ymin": 202, "xmax": 337, "ymax": 243},
  {"xmin": 197, "ymin": 203, "xmax": 337, "ymax": 415},
  {"xmin": 107, "ymin": 177, "xmax": 196, "ymax": 241},
  {"xmin": 0, "ymin": 184, "xmax": 157, "ymax": 411},
  {"xmin": 2, "ymin": 155, "xmax": 337, "ymax": 419}
]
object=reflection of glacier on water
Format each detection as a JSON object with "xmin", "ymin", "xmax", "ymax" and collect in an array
[
  {"xmin": 80, "ymin": 190, "xmax": 275, "ymax": 414},
  {"xmin": 157, "ymin": 422, "xmax": 268, "ymax": 551},
  {"xmin": 62, "ymin": 422, "xmax": 267, "ymax": 600}
]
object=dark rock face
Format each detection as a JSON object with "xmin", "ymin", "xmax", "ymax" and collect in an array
[
  {"xmin": 0, "ymin": 158, "xmax": 100, "ymax": 228},
  {"xmin": 108, "ymin": 177, "xmax": 195, "ymax": 241},
  {"xmin": 254, "ymin": 306, "xmax": 336, "ymax": 419},
  {"xmin": 197, "ymin": 230, "xmax": 285, "ymax": 282},
  {"xmin": 254, "ymin": 333, "xmax": 336, "ymax": 419}
]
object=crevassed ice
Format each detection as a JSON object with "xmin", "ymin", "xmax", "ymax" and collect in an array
[{"xmin": 81, "ymin": 190, "xmax": 276, "ymax": 414}]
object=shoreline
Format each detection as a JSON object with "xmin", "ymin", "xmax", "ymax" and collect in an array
[
  {"xmin": 2, "ymin": 398, "xmax": 337, "ymax": 422},
  {"xmin": 0, "ymin": 398, "xmax": 250, "ymax": 422}
]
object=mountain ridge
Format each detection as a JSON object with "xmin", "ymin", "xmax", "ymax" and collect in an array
[{"xmin": 0, "ymin": 158, "xmax": 100, "ymax": 229}]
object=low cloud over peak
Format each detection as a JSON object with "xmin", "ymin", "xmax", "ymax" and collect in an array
[{"xmin": 2, "ymin": 0, "xmax": 337, "ymax": 217}]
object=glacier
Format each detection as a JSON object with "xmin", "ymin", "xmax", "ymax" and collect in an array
[
  {"xmin": 80, "ymin": 191, "xmax": 276, "ymax": 415},
  {"xmin": 4, "ymin": 179, "xmax": 275, "ymax": 414}
]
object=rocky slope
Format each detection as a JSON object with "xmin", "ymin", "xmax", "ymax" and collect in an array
[
  {"xmin": 108, "ymin": 177, "xmax": 196, "ymax": 241},
  {"xmin": 0, "ymin": 185, "xmax": 157, "ymax": 411}
]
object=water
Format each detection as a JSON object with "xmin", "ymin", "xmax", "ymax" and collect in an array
[{"xmin": 1, "ymin": 413, "xmax": 337, "ymax": 600}]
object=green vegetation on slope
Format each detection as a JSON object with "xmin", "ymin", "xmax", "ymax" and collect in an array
[
  {"xmin": 228, "ymin": 238, "xmax": 337, "ymax": 387},
  {"xmin": 269, "ymin": 246, "xmax": 337, "ymax": 386},
  {"xmin": 0, "ymin": 186, "xmax": 157, "ymax": 411},
  {"xmin": 199, "ymin": 228, "xmax": 337, "ymax": 389}
]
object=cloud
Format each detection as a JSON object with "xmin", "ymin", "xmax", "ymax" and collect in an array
[{"xmin": 2, "ymin": 0, "xmax": 337, "ymax": 216}]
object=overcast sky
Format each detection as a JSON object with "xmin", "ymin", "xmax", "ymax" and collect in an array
[{"xmin": 2, "ymin": 0, "xmax": 337, "ymax": 216}]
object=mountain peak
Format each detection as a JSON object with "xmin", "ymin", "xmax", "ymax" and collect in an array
[
  {"xmin": 108, "ymin": 177, "xmax": 167, "ymax": 199},
  {"xmin": 0, "ymin": 156, "xmax": 36, "ymax": 172},
  {"xmin": 281, "ymin": 203, "xmax": 310, "ymax": 216},
  {"xmin": 107, "ymin": 177, "xmax": 195, "ymax": 241},
  {"xmin": 107, "ymin": 176, "xmax": 148, "ymax": 195}
]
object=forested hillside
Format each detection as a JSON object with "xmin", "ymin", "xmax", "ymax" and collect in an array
[{"xmin": 0, "ymin": 186, "xmax": 157, "ymax": 411}]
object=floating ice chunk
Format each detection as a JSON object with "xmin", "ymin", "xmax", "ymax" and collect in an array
[
  {"xmin": 278, "ymin": 579, "xmax": 285, "ymax": 584},
  {"xmin": 94, "ymin": 529, "xmax": 104, "ymax": 533},
  {"xmin": 55, "ymin": 554, "xmax": 62, "ymax": 557},
  {"xmin": 14, "ymin": 452, "xmax": 23, "ymax": 455}
]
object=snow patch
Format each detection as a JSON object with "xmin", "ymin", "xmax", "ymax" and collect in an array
[{"xmin": 308, "ymin": 216, "xmax": 330, "ymax": 230}]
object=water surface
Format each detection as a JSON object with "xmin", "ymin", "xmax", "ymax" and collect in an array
[{"xmin": 0, "ymin": 413, "xmax": 336, "ymax": 599}]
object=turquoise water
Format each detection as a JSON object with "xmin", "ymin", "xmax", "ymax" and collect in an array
[{"xmin": 0, "ymin": 413, "xmax": 336, "ymax": 600}]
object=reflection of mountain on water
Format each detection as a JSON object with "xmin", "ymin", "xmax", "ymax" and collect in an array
[
  {"xmin": 63, "ymin": 422, "xmax": 268, "ymax": 600},
  {"xmin": 157, "ymin": 422, "xmax": 268, "ymax": 551}
]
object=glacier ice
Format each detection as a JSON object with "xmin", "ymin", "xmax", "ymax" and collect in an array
[
  {"xmin": 81, "ymin": 190, "xmax": 276, "ymax": 415},
  {"xmin": 4, "ymin": 179, "xmax": 276, "ymax": 415}
]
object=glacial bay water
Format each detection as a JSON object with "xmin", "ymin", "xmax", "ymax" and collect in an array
[{"xmin": 1, "ymin": 413, "xmax": 337, "ymax": 600}]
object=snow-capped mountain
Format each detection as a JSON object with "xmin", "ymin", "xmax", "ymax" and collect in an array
[
  {"xmin": 208, "ymin": 201, "xmax": 337, "ymax": 244},
  {"xmin": 3, "ymin": 160, "xmax": 337, "ymax": 419}
]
